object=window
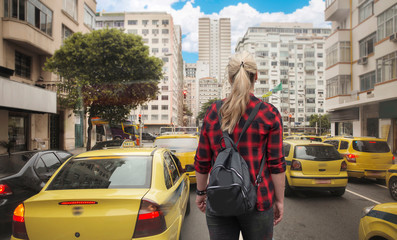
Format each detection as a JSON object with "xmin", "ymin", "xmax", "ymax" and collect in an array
[
  {"xmin": 377, "ymin": 4, "xmax": 397, "ymax": 41},
  {"xmin": 256, "ymin": 51, "xmax": 268, "ymax": 58},
  {"xmin": 162, "ymin": 48, "xmax": 168, "ymax": 53},
  {"xmin": 326, "ymin": 75, "xmax": 351, "ymax": 98},
  {"xmin": 161, "ymin": 105, "xmax": 168, "ymax": 110},
  {"xmin": 271, "ymin": 61, "xmax": 277, "ymax": 66},
  {"xmin": 142, "ymin": 38, "xmax": 149, "ymax": 43},
  {"xmin": 317, "ymin": 62, "xmax": 324, "ymax": 67},
  {"xmin": 359, "ymin": 33, "xmax": 376, "ymax": 58},
  {"xmin": 152, "ymin": 29, "xmax": 159, "ymax": 35},
  {"xmin": 151, "ymin": 114, "xmax": 158, "ymax": 120},
  {"xmin": 162, "ymin": 29, "xmax": 169, "ymax": 34},
  {"xmin": 128, "ymin": 20, "xmax": 137, "ymax": 25},
  {"xmin": 162, "ymin": 57, "xmax": 168, "ymax": 63},
  {"xmin": 152, "ymin": 48, "xmax": 159, "ymax": 53},
  {"xmin": 306, "ymin": 89, "xmax": 315, "ymax": 94},
  {"xmin": 376, "ymin": 51, "xmax": 397, "ymax": 84},
  {"xmin": 161, "ymin": 95, "xmax": 168, "ymax": 100},
  {"xmin": 271, "ymin": 43, "xmax": 277, "ymax": 48},
  {"xmin": 63, "ymin": 0, "xmax": 77, "ymax": 20},
  {"xmin": 161, "ymin": 86, "xmax": 168, "ymax": 91},
  {"xmin": 164, "ymin": 152, "xmax": 180, "ymax": 183},
  {"xmin": 359, "ymin": 0, "xmax": 373, "ymax": 23},
  {"xmin": 317, "ymin": 53, "xmax": 323, "ymax": 58},
  {"xmin": 305, "ymin": 52, "xmax": 315, "ymax": 58},
  {"xmin": 340, "ymin": 141, "xmax": 349, "ymax": 150},
  {"xmin": 62, "ymin": 24, "xmax": 73, "ymax": 42},
  {"xmin": 161, "ymin": 114, "xmax": 168, "ymax": 120},
  {"xmin": 162, "ymin": 38, "xmax": 169, "ymax": 44},
  {"xmin": 104, "ymin": 21, "xmax": 113, "ymax": 27},
  {"xmin": 83, "ymin": 4, "xmax": 95, "ymax": 28},
  {"xmin": 142, "ymin": 20, "xmax": 149, "ymax": 25},
  {"xmin": 114, "ymin": 21, "xmax": 124, "ymax": 27},
  {"xmin": 162, "ymin": 19, "xmax": 169, "ymax": 25},
  {"xmin": 360, "ymin": 71, "xmax": 376, "ymax": 91},
  {"xmin": 127, "ymin": 29, "xmax": 137, "ymax": 34},
  {"xmin": 15, "ymin": 51, "xmax": 31, "ymax": 79},
  {"xmin": 142, "ymin": 29, "xmax": 149, "ymax": 35},
  {"xmin": 96, "ymin": 21, "xmax": 103, "ymax": 28},
  {"xmin": 152, "ymin": 38, "xmax": 159, "ymax": 44},
  {"xmin": 152, "ymin": 20, "xmax": 159, "ymax": 25},
  {"xmin": 326, "ymin": 42, "xmax": 350, "ymax": 67},
  {"xmin": 152, "ymin": 105, "xmax": 158, "ymax": 110},
  {"xmin": 324, "ymin": 140, "xmax": 339, "ymax": 149}
]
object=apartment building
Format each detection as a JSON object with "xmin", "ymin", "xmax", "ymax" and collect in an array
[
  {"xmin": 0, "ymin": 0, "xmax": 96, "ymax": 153},
  {"xmin": 198, "ymin": 77, "xmax": 221, "ymax": 116},
  {"xmin": 184, "ymin": 63, "xmax": 197, "ymax": 126},
  {"xmin": 235, "ymin": 22, "xmax": 331, "ymax": 130},
  {"xmin": 324, "ymin": 0, "xmax": 397, "ymax": 153},
  {"xmin": 96, "ymin": 12, "xmax": 184, "ymax": 133},
  {"xmin": 198, "ymin": 17, "xmax": 231, "ymax": 83}
]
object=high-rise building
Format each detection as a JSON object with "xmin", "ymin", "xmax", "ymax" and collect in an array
[
  {"xmin": 324, "ymin": 0, "xmax": 397, "ymax": 152},
  {"xmin": 96, "ymin": 12, "xmax": 184, "ymax": 133},
  {"xmin": 198, "ymin": 77, "xmax": 221, "ymax": 116},
  {"xmin": 184, "ymin": 63, "xmax": 197, "ymax": 126},
  {"xmin": 0, "ymin": 0, "xmax": 97, "ymax": 152},
  {"xmin": 235, "ymin": 22, "xmax": 331, "ymax": 131},
  {"xmin": 198, "ymin": 17, "xmax": 231, "ymax": 83}
]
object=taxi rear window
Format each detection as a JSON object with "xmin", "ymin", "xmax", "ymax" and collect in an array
[
  {"xmin": 47, "ymin": 156, "xmax": 152, "ymax": 190},
  {"xmin": 352, "ymin": 141, "xmax": 390, "ymax": 153},
  {"xmin": 301, "ymin": 137, "xmax": 322, "ymax": 142},
  {"xmin": 154, "ymin": 138, "xmax": 198, "ymax": 152},
  {"xmin": 294, "ymin": 145, "xmax": 343, "ymax": 161}
]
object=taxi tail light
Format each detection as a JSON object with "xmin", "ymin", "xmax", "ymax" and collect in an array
[
  {"xmin": 133, "ymin": 199, "xmax": 166, "ymax": 238},
  {"xmin": 345, "ymin": 154, "xmax": 357, "ymax": 163},
  {"xmin": 0, "ymin": 183, "xmax": 13, "ymax": 196},
  {"xmin": 340, "ymin": 161, "xmax": 347, "ymax": 171},
  {"xmin": 12, "ymin": 204, "xmax": 29, "ymax": 239},
  {"xmin": 291, "ymin": 160, "xmax": 302, "ymax": 171},
  {"xmin": 393, "ymin": 156, "xmax": 395, "ymax": 164}
]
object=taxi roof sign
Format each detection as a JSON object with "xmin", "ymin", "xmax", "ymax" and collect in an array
[{"xmin": 121, "ymin": 140, "xmax": 136, "ymax": 148}]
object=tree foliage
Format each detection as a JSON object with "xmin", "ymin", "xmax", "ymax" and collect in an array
[
  {"xmin": 197, "ymin": 98, "xmax": 219, "ymax": 121},
  {"xmin": 45, "ymin": 28, "xmax": 163, "ymax": 149},
  {"xmin": 309, "ymin": 114, "xmax": 330, "ymax": 135}
]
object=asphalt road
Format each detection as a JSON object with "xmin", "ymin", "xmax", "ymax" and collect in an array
[{"xmin": 181, "ymin": 178, "xmax": 395, "ymax": 240}]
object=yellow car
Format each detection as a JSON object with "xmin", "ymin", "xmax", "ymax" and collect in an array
[
  {"xmin": 386, "ymin": 164, "xmax": 397, "ymax": 201},
  {"xmin": 11, "ymin": 148, "xmax": 191, "ymax": 240},
  {"xmin": 324, "ymin": 136, "xmax": 394, "ymax": 180},
  {"xmin": 285, "ymin": 135, "xmax": 324, "ymax": 142},
  {"xmin": 154, "ymin": 134, "xmax": 198, "ymax": 184},
  {"xmin": 283, "ymin": 140, "xmax": 348, "ymax": 196},
  {"xmin": 359, "ymin": 202, "xmax": 397, "ymax": 240}
]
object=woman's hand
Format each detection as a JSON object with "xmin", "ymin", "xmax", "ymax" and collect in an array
[
  {"xmin": 195, "ymin": 195, "xmax": 207, "ymax": 213},
  {"xmin": 273, "ymin": 200, "xmax": 284, "ymax": 225}
]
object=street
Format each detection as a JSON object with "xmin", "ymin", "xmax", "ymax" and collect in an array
[
  {"xmin": 181, "ymin": 179, "xmax": 395, "ymax": 240},
  {"xmin": 0, "ymin": 178, "xmax": 394, "ymax": 240}
]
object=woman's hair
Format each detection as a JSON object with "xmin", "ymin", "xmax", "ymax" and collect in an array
[{"xmin": 220, "ymin": 51, "xmax": 257, "ymax": 134}]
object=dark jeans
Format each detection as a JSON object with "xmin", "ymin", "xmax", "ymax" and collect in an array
[{"xmin": 206, "ymin": 208, "xmax": 274, "ymax": 240}]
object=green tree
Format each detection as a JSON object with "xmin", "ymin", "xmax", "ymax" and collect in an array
[
  {"xmin": 309, "ymin": 114, "xmax": 330, "ymax": 135},
  {"xmin": 45, "ymin": 28, "xmax": 163, "ymax": 150},
  {"xmin": 197, "ymin": 98, "xmax": 219, "ymax": 121}
]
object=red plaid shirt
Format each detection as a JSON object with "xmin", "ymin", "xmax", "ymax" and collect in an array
[{"xmin": 194, "ymin": 94, "xmax": 286, "ymax": 211}]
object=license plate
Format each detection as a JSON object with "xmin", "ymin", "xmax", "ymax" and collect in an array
[{"xmin": 315, "ymin": 179, "xmax": 331, "ymax": 184}]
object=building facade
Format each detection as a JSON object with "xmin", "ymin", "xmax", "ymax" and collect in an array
[
  {"xmin": 198, "ymin": 17, "xmax": 231, "ymax": 83},
  {"xmin": 235, "ymin": 22, "xmax": 331, "ymax": 131},
  {"xmin": 183, "ymin": 63, "xmax": 197, "ymax": 126},
  {"xmin": 198, "ymin": 77, "xmax": 221, "ymax": 117},
  {"xmin": 324, "ymin": 0, "xmax": 397, "ymax": 153},
  {"xmin": 96, "ymin": 12, "xmax": 184, "ymax": 134},
  {"xmin": 0, "ymin": 0, "xmax": 97, "ymax": 154}
]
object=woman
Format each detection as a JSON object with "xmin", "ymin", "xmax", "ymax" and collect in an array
[{"xmin": 194, "ymin": 51, "xmax": 286, "ymax": 240}]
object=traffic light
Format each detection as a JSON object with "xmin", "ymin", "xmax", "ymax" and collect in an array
[
  {"xmin": 138, "ymin": 114, "xmax": 142, "ymax": 124},
  {"xmin": 183, "ymin": 90, "xmax": 187, "ymax": 99}
]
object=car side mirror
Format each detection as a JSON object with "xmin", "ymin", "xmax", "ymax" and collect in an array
[{"xmin": 184, "ymin": 164, "xmax": 195, "ymax": 173}]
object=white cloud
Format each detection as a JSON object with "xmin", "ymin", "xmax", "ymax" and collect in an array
[{"xmin": 96, "ymin": 0, "xmax": 329, "ymax": 54}]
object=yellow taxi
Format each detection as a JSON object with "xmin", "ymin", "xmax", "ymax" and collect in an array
[
  {"xmin": 359, "ymin": 202, "xmax": 397, "ymax": 240},
  {"xmin": 154, "ymin": 134, "xmax": 198, "ymax": 184},
  {"xmin": 283, "ymin": 140, "xmax": 348, "ymax": 196},
  {"xmin": 285, "ymin": 135, "xmax": 324, "ymax": 142},
  {"xmin": 323, "ymin": 136, "xmax": 394, "ymax": 180},
  {"xmin": 11, "ymin": 148, "xmax": 191, "ymax": 240},
  {"xmin": 386, "ymin": 164, "xmax": 397, "ymax": 201}
]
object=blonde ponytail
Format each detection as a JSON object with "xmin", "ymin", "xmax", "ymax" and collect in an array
[{"xmin": 220, "ymin": 51, "xmax": 257, "ymax": 134}]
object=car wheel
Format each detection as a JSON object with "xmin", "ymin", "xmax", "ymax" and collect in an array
[
  {"xmin": 285, "ymin": 178, "xmax": 294, "ymax": 197},
  {"xmin": 185, "ymin": 196, "xmax": 191, "ymax": 216},
  {"xmin": 389, "ymin": 177, "xmax": 397, "ymax": 201},
  {"xmin": 330, "ymin": 188, "xmax": 345, "ymax": 197}
]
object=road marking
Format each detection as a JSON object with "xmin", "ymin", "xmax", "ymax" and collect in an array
[
  {"xmin": 375, "ymin": 184, "xmax": 388, "ymax": 189},
  {"xmin": 346, "ymin": 189, "xmax": 381, "ymax": 205}
]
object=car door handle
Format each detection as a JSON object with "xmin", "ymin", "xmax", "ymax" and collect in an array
[{"xmin": 319, "ymin": 169, "xmax": 326, "ymax": 172}]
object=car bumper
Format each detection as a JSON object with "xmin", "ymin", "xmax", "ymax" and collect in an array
[
  {"xmin": 348, "ymin": 170, "xmax": 388, "ymax": 179},
  {"xmin": 288, "ymin": 174, "xmax": 348, "ymax": 188}
]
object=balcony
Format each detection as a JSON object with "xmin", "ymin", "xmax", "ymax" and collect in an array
[
  {"xmin": 2, "ymin": 18, "xmax": 54, "ymax": 55},
  {"xmin": 305, "ymin": 66, "xmax": 316, "ymax": 72},
  {"xmin": 325, "ymin": 0, "xmax": 350, "ymax": 21}
]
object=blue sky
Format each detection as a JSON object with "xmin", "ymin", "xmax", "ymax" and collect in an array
[{"xmin": 96, "ymin": 0, "xmax": 329, "ymax": 63}]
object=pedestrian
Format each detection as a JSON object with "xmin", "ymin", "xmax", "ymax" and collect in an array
[{"xmin": 194, "ymin": 51, "xmax": 286, "ymax": 240}]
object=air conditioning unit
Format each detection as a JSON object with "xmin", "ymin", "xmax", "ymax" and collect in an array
[
  {"xmin": 357, "ymin": 56, "xmax": 368, "ymax": 65},
  {"xmin": 390, "ymin": 33, "xmax": 397, "ymax": 42}
]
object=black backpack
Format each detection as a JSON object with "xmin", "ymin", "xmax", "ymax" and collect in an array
[{"xmin": 206, "ymin": 101, "xmax": 266, "ymax": 216}]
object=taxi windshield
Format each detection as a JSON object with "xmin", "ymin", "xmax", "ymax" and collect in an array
[
  {"xmin": 352, "ymin": 141, "xmax": 390, "ymax": 153},
  {"xmin": 294, "ymin": 145, "xmax": 343, "ymax": 161},
  {"xmin": 154, "ymin": 138, "xmax": 198, "ymax": 152},
  {"xmin": 47, "ymin": 156, "xmax": 152, "ymax": 190}
]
